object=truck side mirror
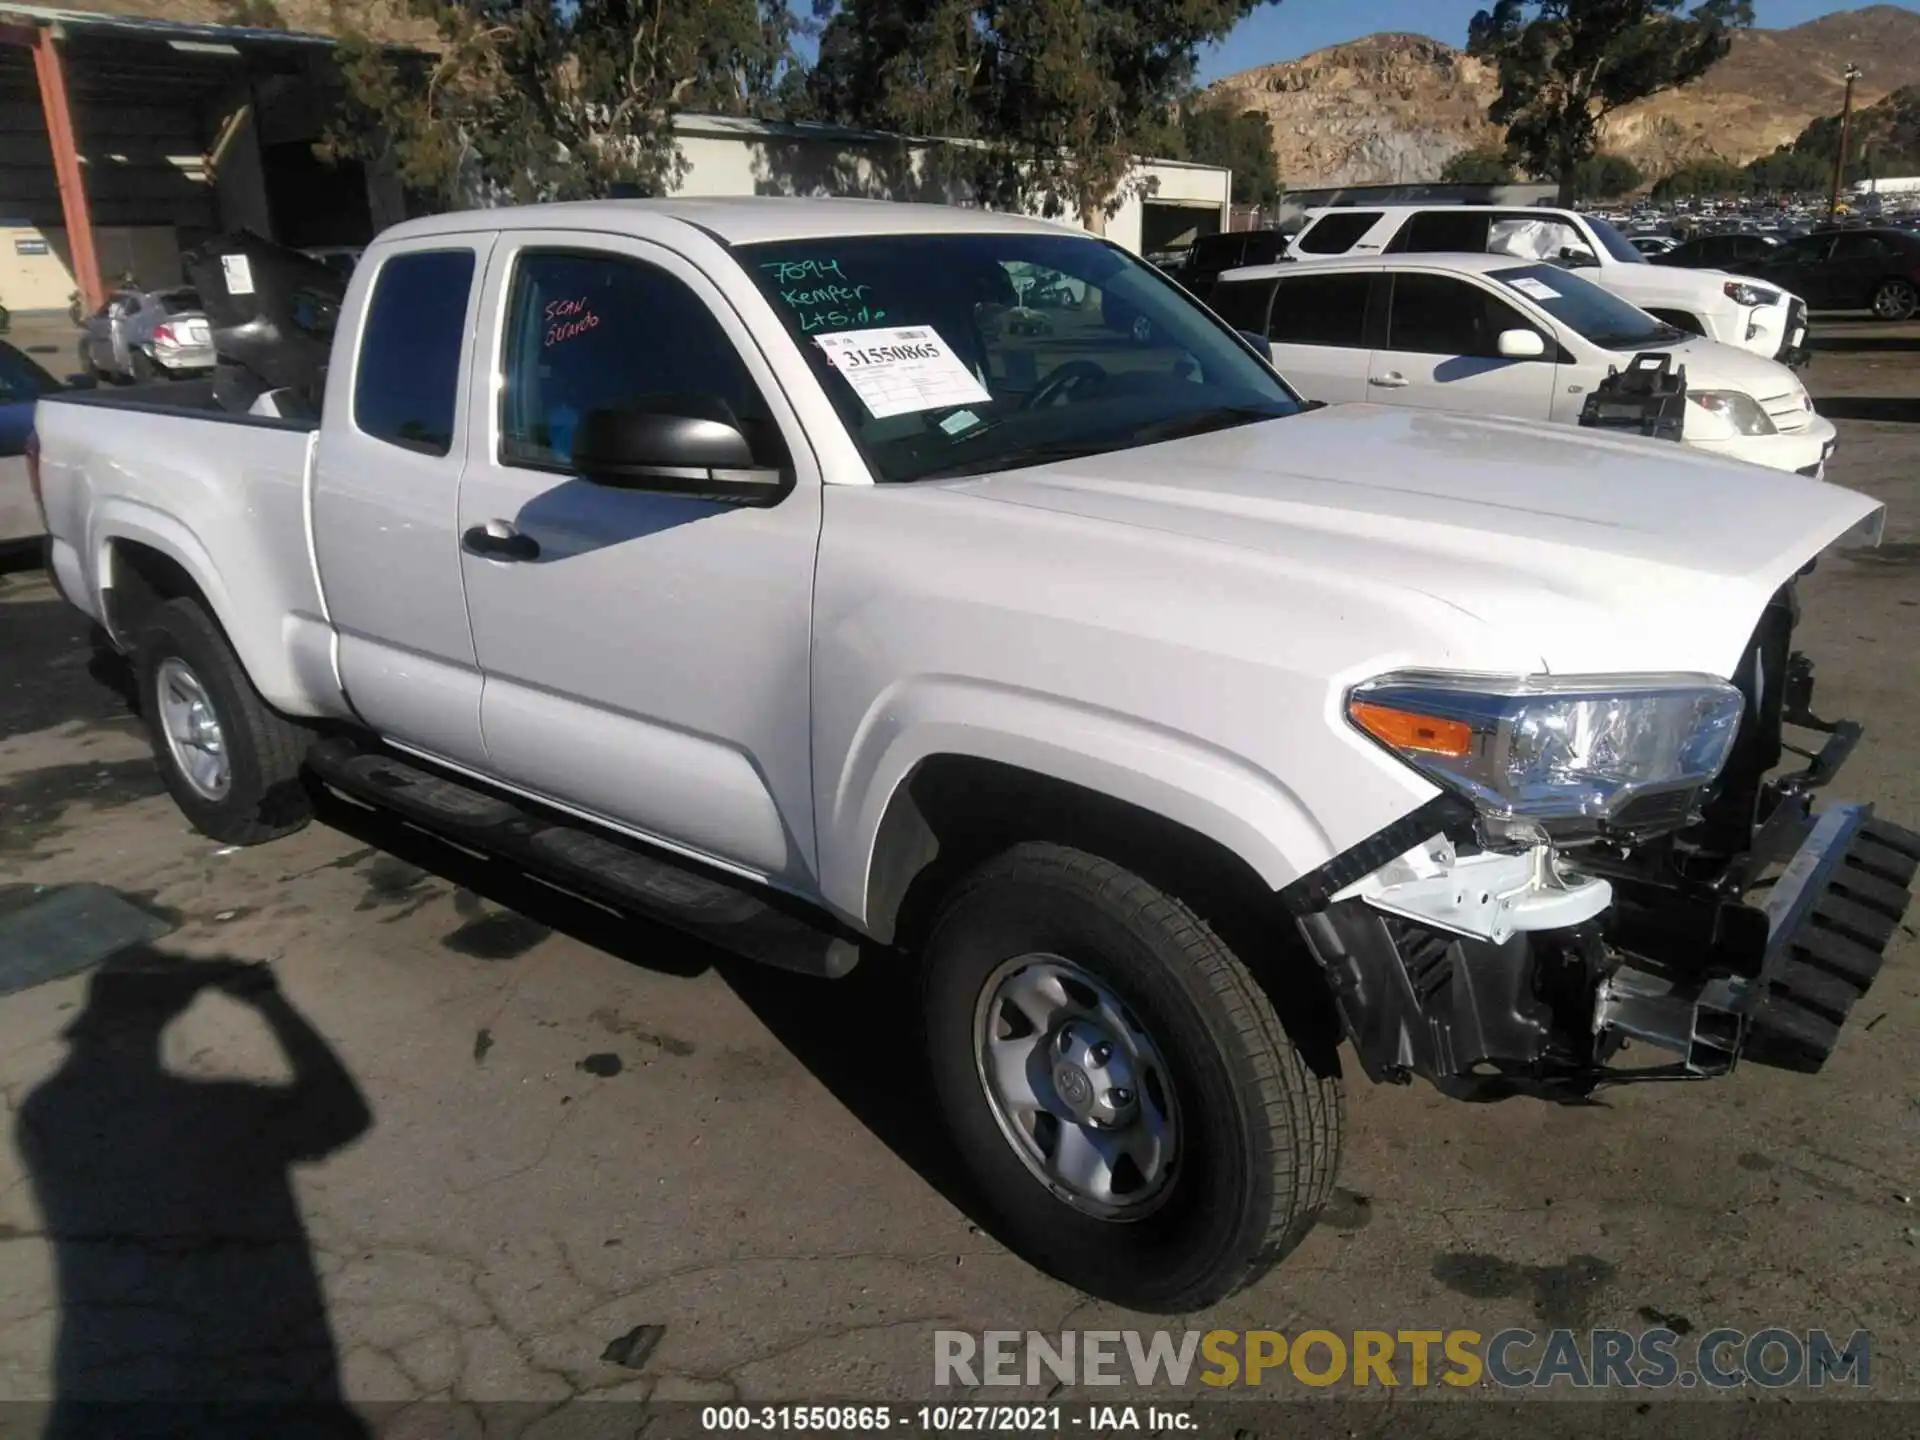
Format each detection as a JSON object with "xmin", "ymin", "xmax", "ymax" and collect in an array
[
  {"xmin": 1237, "ymin": 329, "xmax": 1274, "ymax": 360},
  {"xmin": 571, "ymin": 398, "xmax": 789, "ymax": 508}
]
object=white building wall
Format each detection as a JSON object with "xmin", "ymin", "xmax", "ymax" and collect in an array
[{"xmin": 668, "ymin": 117, "xmax": 1230, "ymax": 255}]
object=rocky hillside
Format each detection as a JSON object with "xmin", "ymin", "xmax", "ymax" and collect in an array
[
  {"xmin": 48, "ymin": 0, "xmax": 440, "ymax": 47},
  {"xmin": 1206, "ymin": 3, "xmax": 1920, "ymax": 188}
]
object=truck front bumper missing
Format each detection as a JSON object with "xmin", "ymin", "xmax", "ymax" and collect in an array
[{"xmin": 1287, "ymin": 646, "xmax": 1917, "ymax": 1101}]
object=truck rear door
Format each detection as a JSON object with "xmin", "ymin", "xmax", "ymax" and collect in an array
[
  {"xmin": 453, "ymin": 227, "xmax": 823, "ymax": 887},
  {"xmin": 311, "ymin": 232, "xmax": 496, "ymax": 769}
]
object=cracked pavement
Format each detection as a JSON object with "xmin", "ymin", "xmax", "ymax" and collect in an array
[{"xmin": 0, "ymin": 321, "xmax": 1915, "ymax": 1412}]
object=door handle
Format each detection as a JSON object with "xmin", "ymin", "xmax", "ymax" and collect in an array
[
  {"xmin": 462, "ymin": 521, "xmax": 540, "ymax": 562},
  {"xmin": 1369, "ymin": 372, "xmax": 1409, "ymax": 388}
]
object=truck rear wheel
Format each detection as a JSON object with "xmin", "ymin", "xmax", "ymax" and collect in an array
[
  {"xmin": 135, "ymin": 598, "xmax": 313, "ymax": 846},
  {"xmin": 922, "ymin": 842, "xmax": 1342, "ymax": 1311}
]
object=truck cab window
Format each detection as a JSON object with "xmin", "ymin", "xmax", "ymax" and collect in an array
[
  {"xmin": 499, "ymin": 251, "xmax": 777, "ymax": 472},
  {"xmin": 352, "ymin": 249, "xmax": 475, "ymax": 457}
]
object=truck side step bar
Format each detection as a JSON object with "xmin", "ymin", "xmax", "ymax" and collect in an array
[{"xmin": 304, "ymin": 737, "xmax": 862, "ymax": 979}]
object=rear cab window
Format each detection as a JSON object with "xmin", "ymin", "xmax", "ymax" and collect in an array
[
  {"xmin": 1296, "ymin": 212, "xmax": 1385, "ymax": 255},
  {"xmin": 352, "ymin": 249, "xmax": 477, "ymax": 455}
]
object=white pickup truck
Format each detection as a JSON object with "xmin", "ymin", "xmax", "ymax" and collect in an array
[{"xmin": 30, "ymin": 199, "xmax": 1917, "ymax": 1312}]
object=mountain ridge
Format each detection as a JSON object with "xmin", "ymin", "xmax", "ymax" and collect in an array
[{"xmin": 1203, "ymin": 4, "xmax": 1920, "ymax": 189}]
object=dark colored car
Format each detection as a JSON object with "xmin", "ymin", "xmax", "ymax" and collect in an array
[
  {"xmin": 1651, "ymin": 232, "xmax": 1784, "ymax": 270},
  {"xmin": 0, "ymin": 341, "xmax": 65, "ymax": 542},
  {"xmin": 1172, "ymin": 229, "xmax": 1291, "ymax": 303},
  {"xmin": 1740, "ymin": 227, "xmax": 1920, "ymax": 320}
]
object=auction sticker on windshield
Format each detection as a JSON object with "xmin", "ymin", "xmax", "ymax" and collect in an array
[
  {"xmin": 1509, "ymin": 277, "xmax": 1562, "ymax": 302},
  {"xmin": 816, "ymin": 326, "xmax": 992, "ymax": 419}
]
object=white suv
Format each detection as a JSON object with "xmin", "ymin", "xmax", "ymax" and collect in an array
[
  {"xmin": 1214, "ymin": 253, "xmax": 1836, "ymax": 477},
  {"xmin": 1287, "ymin": 205, "xmax": 1810, "ymax": 370}
]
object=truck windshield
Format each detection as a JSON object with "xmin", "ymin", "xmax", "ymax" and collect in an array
[
  {"xmin": 738, "ymin": 233, "xmax": 1303, "ymax": 483},
  {"xmin": 1490, "ymin": 264, "xmax": 1681, "ymax": 351}
]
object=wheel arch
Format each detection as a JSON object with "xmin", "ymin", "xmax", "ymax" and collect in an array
[
  {"xmin": 864, "ymin": 754, "xmax": 1302, "ymax": 951},
  {"xmin": 96, "ymin": 521, "xmax": 235, "ymax": 653}
]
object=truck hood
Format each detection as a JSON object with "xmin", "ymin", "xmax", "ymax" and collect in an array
[{"xmin": 946, "ymin": 404, "xmax": 1882, "ymax": 677}]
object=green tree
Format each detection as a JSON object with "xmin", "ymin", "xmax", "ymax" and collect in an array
[
  {"xmin": 323, "ymin": 0, "xmax": 797, "ymax": 209},
  {"xmin": 1467, "ymin": 0, "xmax": 1753, "ymax": 205},
  {"xmin": 1570, "ymin": 151, "xmax": 1642, "ymax": 198},
  {"xmin": 804, "ymin": 0, "xmax": 1283, "ymax": 230},
  {"xmin": 1649, "ymin": 156, "xmax": 1745, "ymax": 201},
  {"xmin": 1765, "ymin": 85, "xmax": 1920, "ymax": 189},
  {"xmin": 1744, "ymin": 147, "xmax": 1832, "ymax": 195},
  {"xmin": 1439, "ymin": 146, "xmax": 1517, "ymax": 183},
  {"xmin": 1178, "ymin": 101, "xmax": 1283, "ymax": 209}
]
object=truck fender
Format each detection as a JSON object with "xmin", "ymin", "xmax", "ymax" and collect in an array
[
  {"xmin": 826, "ymin": 677, "xmax": 1337, "ymax": 939},
  {"xmin": 86, "ymin": 502, "xmax": 290, "ymax": 702}
]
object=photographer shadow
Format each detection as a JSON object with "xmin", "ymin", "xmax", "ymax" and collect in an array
[{"xmin": 15, "ymin": 949, "xmax": 372, "ymax": 1438}]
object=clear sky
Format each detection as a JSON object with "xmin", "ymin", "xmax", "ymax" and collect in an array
[{"xmin": 1194, "ymin": 0, "xmax": 1919, "ymax": 84}]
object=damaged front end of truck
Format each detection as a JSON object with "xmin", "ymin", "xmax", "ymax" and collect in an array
[{"xmin": 1284, "ymin": 548, "xmax": 1916, "ymax": 1102}]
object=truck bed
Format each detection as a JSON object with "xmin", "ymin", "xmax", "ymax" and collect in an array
[
  {"xmin": 35, "ymin": 381, "xmax": 336, "ymax": 719},
  {"xmin": 47, "ymin": 378, "xmax": 318, "ymax": 433}
]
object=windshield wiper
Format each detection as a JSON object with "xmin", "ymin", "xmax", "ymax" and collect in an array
[
  {"xmin": 1128, "ymin": 405, "xmax": 1292, "ymax": 447},
  {"xmin": 913, "ymin": 439, "xmax": 1117, "ymax": 481},
  {"xmin": 1594, "ymin": 324, "xmax": 1686, "ymax": 349}
]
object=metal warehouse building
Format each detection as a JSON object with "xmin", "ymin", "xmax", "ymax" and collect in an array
[
  {"xmin": 0, "ymin": 3, "xmax": 405, "ymax": 314},
  {"xmin": 0, "ymin": 4, "xmax": 1231, "ymax": 316}
]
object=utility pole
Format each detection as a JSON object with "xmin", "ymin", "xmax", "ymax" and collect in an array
[{"xmin": 1827, "ymin": 61, "xmax": 1863, "ymax": 219}]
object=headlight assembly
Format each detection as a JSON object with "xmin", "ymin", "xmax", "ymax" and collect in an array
[
  {"xmin": 1691, "ymin": 389, "xmax": 1777, "ymax": 435},
  {"xmin": 1723, "ymin": 281, "xmax": 1782, "ymax": 308},
  {"xmin": 1348, "ymin": 672, "xmax": 1745, "ymax": 845}
]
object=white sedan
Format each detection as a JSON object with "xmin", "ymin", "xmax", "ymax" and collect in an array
[{"xmin": 1212, "ymin": 253, "xmax": 1835, "ymax": 477}]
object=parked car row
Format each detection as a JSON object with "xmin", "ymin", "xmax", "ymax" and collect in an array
[
  {"xmin": 1283, "ymin": 205, "xmax": 1812, "ymax": 365},
  {"xmin": 0, "ymin": 341, "xmax": 68, "ymax": 544},
  {"xmin": 1211, "ymin": 253, "xmax": 1834, "ymax": 476},
  {"xmin": 1647, "ymin": 226, "xmax": 1920, "ymax": 320}
]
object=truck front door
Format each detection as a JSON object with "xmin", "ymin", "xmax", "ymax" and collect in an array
[{"xmin": 455, "ymin": 231, "xmax": 822, "ymax": 888}]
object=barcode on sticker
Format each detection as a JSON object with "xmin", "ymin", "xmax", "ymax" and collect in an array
[{"xmin": 897, "ymin": 329, "xmax": 929, "ymax": 340}]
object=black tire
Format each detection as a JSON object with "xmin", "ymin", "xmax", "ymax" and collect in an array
[
  {"xmin": 129, "ymin": 349, "xmax": 157, "ymax": 384},
  {"xmin": 1872, "ymin": 278, "xmax": 1917, "ymax": 322},
  {"xmin": 135, "ymin": 598, "xmax": 313, "ymax": 845},
  {"xmin": 923, "ymin": 842, "xmax": 1343, "ymax": 1311}
]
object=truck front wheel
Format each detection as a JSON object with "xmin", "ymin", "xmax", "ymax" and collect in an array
[
  {"xmin": 135, "ymin": 598, "xmax": 313, "ymax": 846},
  {"xmin": 923, "ymin": 842, "xmax": 1342, "ymax": 1311}
]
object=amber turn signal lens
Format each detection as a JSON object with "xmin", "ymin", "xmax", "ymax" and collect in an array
[{"xmin": 1350, "ymin": 700, "xmax": 1474, "ymax": 758}]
